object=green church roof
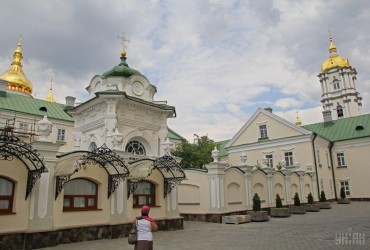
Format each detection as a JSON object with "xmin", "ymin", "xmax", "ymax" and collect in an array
[
  {"xmin": 102, "ymin": 56, "xmax": 141, "ymax": 79},
  {"xmin": 216, "ymin": 139, "xmax": 230, "ymax": 158},
  {"xmin": 167, "ymin": 127, "xmax": 186, "ymax": 141},
  {"xmin": 0, "ymin": 92, "xmax": 74, "ymax": 122},
  {"xmin": 303, "ymin": 114, "xmax": 370, "ymax": 142}
]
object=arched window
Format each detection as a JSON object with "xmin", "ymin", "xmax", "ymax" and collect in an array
[
  {"xmin": 133, "ymin": 181, "xmax": 155, "ymax": 207},
  {"xmin": 63, "ymin": 178, "xmax": 97, "ymax": 211},
  {"xmin": 125, "ymin": 140, "xmax": 146, "ymax": 155},
  {"xmin": 0, "ymin": 176, "xmax": 14, "ymax": 214},
  {"xmin": 337, "ymin": 105, "xmax": 344, "ymax": 118},
  {"xmin": 88, "ymin": 142, "xmax": 97, "ymax": 152}
]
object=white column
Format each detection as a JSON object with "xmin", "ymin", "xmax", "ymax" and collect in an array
[
  {"xmin": 284, "ymin": 175, "xmax": 291, "ymax": 205},
  {"xmin": 299, "ymin": 176, "xmax": 305, "ymax": 202},
  {"xmin": 267, "ymin": 174, "xmax": 274, "ymax": 205}
]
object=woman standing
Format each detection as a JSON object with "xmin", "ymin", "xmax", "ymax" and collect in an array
[{"xmin": 133, "ymin": 205, "xmax": 158, "ymax": 250}]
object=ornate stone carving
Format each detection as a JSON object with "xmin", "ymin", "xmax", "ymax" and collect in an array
[{"xmin": 36, "ymin": 116, "xmax": 52, "ymax": 142}]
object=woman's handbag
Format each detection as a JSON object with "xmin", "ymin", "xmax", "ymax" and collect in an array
[{"xmin": 128, "ymin": 220, "xmax": 138, "ymax": 245}]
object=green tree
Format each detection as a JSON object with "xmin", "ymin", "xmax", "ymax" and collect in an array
[
  {"xmin": 253, "ymin": 193, "xmax": 261, "ymax": 211},
  {"xmin": 294, "ymin": 192, "xmax": 301, "ymax": 206},
  {"xmin": 275, "ymin": 194, "xmax": 283, "ymax": 208},
  {"xmin": 320, "ymin": 191, "xmax": 327, "ymax": 202},
  {"xmin": 171, "ymin": 135, "xmax": 217, "ymax": 169}
]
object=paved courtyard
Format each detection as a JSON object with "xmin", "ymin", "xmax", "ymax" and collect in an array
[{"xmin": 45, "ymin": 202, "xmax": 370, "ymax": 250}]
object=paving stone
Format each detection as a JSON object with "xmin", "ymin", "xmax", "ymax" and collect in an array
[{"xmin": 44, "ymin": 202, "xmax": 370, "ymax": 250}]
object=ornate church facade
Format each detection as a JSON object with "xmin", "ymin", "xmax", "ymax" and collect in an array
[{"xmin": 0, "ymin": 37, "xmax": 185, "ymax": 249}]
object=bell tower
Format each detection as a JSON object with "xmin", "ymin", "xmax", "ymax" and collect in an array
[{"xmin": 318, "ymin": 33, "xmax": 362, "ymax": 121}]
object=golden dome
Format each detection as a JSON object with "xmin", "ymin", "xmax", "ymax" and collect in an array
[
  {"xmin": 295, "ymin": 110, "xmax": 302, "ymax": 126},
  {"xmin": 45, "ymin": 79, "xmax": 56, "ymax": 102},
  {"xmin": 0, "ymin": 35, "xmax": 33, "ymax": 95},
  {"xmin": 321, "ymin": 34, "xmax": 350, "ymax": 72}
]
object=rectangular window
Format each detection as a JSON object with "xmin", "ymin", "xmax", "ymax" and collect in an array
[
  {"xmin": 259, "ymin": 125, "xmax": 268, "ymax": 139},
  {"xmin": 284, "ymin": 152, "xmax": 294, "ymax": 166},
  {"xmin": 337, "ymin": 152, "xmax": 346, "ymax": 167},
  {"xmin": 18, "ymin": 122, "xmax": 29, "ymax": 133},
  {"xmin": 333, "ymin": 81, "xmax": 340, "ymax": 90},
  {"xmin": 340, "ymin": 180, "xmax": 350, "ymax": 196},
  {"xmin": 266, "ymin": 154, "xmax": 273, "ymax": 168},
  {"xmin": 57, "ymin": 128, "xmax": 66, "ymax": 141},
  {"xmin": 333, "ymin": 77, "xmax": 340, "ymax": 90}
]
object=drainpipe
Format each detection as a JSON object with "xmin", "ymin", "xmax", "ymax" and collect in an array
[
  {"xmin": 311, "ymin": 133, "xmax": 320, "ymax": 199},
  {"xmin": 328, "ymin": 141, "xmax": 338, "ymax": 200}
]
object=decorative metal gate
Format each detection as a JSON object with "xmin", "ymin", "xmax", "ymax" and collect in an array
[{"xmin": 0, "ymin": 127, "xmax": 47, "ymax": 199}]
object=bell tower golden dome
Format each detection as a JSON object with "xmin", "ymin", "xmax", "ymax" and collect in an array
[
  {"xmin": 0, "ymin": 35, "xmax": 33, "ymax": 96},
  {"xmin": 321, "ymin": 33, "xmax": 350, "ymax": 72}
]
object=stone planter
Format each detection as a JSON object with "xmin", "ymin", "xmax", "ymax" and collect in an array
[
  {"xmin": 337, "ymin": 198, "xmax": 350, "ymax": 204},
  {"xmin": 305, "ymin": 204, "xmax": 320, "ymax": 212},
  {"xmin": 250, "ymin": 211, "xmax": 269, "ymax": 222},
  {"xmin": 289, "ymin": 206, "xmax": 307, "ymax": 214},
  {"xmin": 270, "ymin": 208, "xmax": 291, "ymax": 217},
  {"xmin": 318, "ymin": 202, "xmax": 332, "ymax": 209},
  {"xmin": 222, "ymin": 215, "xmax": 251, "ymax": 224}
]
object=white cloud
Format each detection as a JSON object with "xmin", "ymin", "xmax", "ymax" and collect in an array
[
  {"xmin": 1, "ymin": 0, "xmax": 370, "ymax": 142},
  {"xmin": 274, "ymin": 98, "xmax": 304, "ymax": 109}
]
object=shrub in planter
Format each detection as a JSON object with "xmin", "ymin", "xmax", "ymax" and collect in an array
[
  {"xmin": 318, "ymin": 191, "xmax": 332, "ymax": 209},
  {"xmin": 320, "ymin": 191, "xmax": 327, "ymax": 202},
  {"xmin": 305, "ymin": 192, "xmax": 320, "ymax": 212},
  {"xmin": 251, "ymin": 193, "xmax": 269, "ymax": 222},
  {"xmin": 270, "ymin": 194, "xmax": 290, "ymax": 218},
  {"xmin": 276, "ymin": 194, "xmax": 283, "ymax": 208},
  {"xmin": 337, "ymin": 187, "xmax": 350, "ymax": 204},
  {"xmin": 290, "ymin": 193, "xmax": 306, "ymax": 214},
  {"xmin": 253, "ymin": 193, "xmax": 261, "ymax": 211},
  {"xmin": 307, "ymin": 193, "xmax": 314, "ymax": 204},
  {"xmin": 294, "ymin": 192, "xmax": 301, "ymax": 206}
]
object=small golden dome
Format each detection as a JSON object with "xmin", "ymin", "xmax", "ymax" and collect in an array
[
  {"xmin": 121, "ymin": 50, "xmax": 127, "ymax": 57},
  {"xmin": 321, "ymin": 34, "xmax": 350, "ymax": 72},
  {"xmin": 0, "ymin": 35, "xmax": 33, "ymax": 96},
  {"xmin": 45, "ymin": 79, "xmax": 56, "ymax": 102},
  {"xmin": 295, "ymin": 111, "xmax": 302, "ymax": 126}
]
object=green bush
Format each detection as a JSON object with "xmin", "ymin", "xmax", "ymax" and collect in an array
[
  {"xmin": 307, "ymin": 193, "xmax": 314, "ymax": 204},
  {"xmin": 275, "ymin": 194, "xmax": 283, "ymax": 208},
  {"xmin": 252, "ymin": 193, "xmax": 261, "ymax": 211},
  {"xmin": 320, "ymin": 190, "xmax": 327, "ymax": 202},
  {"xmin": 294, "ymin": 192, "xmax": 301, "ymax": 206},
  {"xmin": 340, "ymin": 187, "xmax": 346, "ymax": 199}
]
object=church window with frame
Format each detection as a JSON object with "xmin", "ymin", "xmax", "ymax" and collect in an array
[
  {"xmin": 284, "ymin": 151, "xmax": 294, "ymax": 166},
  {"xmin": 0, "ymin": 176, "xmax": 14, "ymax": 214},
  {"xmin": 340, "ymin": 180, "xmax": 350, "ymax": 196},
  {"xmin": 337, "ymin": 152, "xmax": 346, "ymax": 167},
  {"xmin": 18, "ymin": 122, "xmax": 29, "ymax": 133},
  {"xmin": 57, "ymin": 128, "xmax": 66, "ymax": 141},
  {"xmin": 125, "ymin": 140, "xmax": 146, "ymax": 155},
  {"xmin": 337, "ymin": 105, "xmax": 344, "ymax": 118},
  {"xmin": 133, "ymin": 181, "xmax": 155, "ymax": 207},
  {"xmin": 63, "ymin": 178, "xmax": 98, "ymax": 211},
  {"xmin": 259, "ymin": 124, "xmax": 268, "ymax": 139},
  {"xmin": 333, "ymin": 77, "xmax": 340, "ymax": 90},
  {"xmin": 265, "ymin": 154, "xmax": 273, "ymax": 168}
]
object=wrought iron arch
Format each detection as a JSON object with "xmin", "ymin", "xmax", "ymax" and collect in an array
[
  {"xmin": 127, "ymin": 153, "xmax": 186, "ymax": 199},
  {"xmin": 55, "ymin": 144, "xmax": 130, "ymax": 199},
  {"xmin": 152, "ymin": 153, "xmax": 186, "ymax": 198},
  {"xmin": 0, "ymin": 127, "xmax": 47, "ymax": 199}
]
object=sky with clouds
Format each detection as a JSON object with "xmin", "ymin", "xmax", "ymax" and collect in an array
[{"xmin": 1, "ymin": 0, "xmax": 370, "ymax": 142}]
